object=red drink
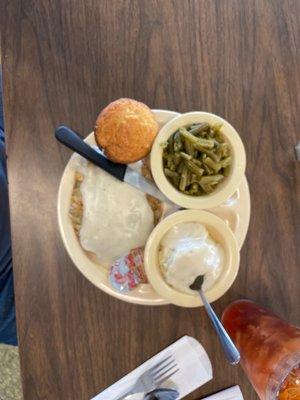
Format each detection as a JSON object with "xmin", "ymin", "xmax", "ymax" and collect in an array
[{"xmin": 222, "ymin": 300, "xmax": 300, "ymax": 399}]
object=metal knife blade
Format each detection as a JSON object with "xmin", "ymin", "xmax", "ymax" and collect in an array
[
  {"xmin": 124, "ymin": 167, "xmax": 174, "ymax": 205},
  {"xmin": 55, "ymin": 125, "xmax": 175, "ymax": 205}
]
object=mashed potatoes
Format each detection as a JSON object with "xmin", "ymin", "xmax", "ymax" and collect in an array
[{"xmin": 159, "ymin": 222, "xmax": 224, "ymax": 294}]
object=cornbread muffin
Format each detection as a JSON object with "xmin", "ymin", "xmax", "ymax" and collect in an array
[{"xmin": 94, "ymin": 98, "xmax": 159, "ymax": 164}]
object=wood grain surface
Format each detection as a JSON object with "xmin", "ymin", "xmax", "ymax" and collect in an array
[{"xmin": 1, "ymin": 1, "xmax": 299, "ymax": 399}]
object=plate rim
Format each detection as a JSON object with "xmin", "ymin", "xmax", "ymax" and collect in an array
[{"xmin": 57, "ymin": 109, "xmax": 251, "ymax": 306}]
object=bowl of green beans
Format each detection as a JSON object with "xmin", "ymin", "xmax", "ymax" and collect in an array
[{"xmin": 150, "ymin": 112, "xmax": 246, "ymax": 209}]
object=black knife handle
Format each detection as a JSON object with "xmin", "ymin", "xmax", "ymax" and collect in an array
[{"xmin": 55, "ymin": 125, "xmax": 126, "ymax": 181}]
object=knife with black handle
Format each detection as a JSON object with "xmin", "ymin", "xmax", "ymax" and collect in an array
[{"xmin": 55, "ymin": 125, "xmax": 172, "ymax": 204}]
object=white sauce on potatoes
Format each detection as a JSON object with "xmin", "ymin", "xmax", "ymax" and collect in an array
[{"xmin": 159, "ymin": 222, "xmax": 223, "ymax": 294}]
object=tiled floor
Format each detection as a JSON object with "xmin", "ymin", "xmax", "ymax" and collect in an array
[
  {"xmin": 0, "ymin": 344, "xmax": 23, "ymax": 400},
  {"xmin": 0, "ymin": 44, "xmax": 22, "ymax": 398}
]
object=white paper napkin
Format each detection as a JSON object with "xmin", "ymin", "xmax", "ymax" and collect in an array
[
  {"xmin": 201, "ymin": 386, "xmax": 244, "ymax": 400},
  {"xmin": 91, "ymin": 336, "xmax": 212, "ymax": 399}
]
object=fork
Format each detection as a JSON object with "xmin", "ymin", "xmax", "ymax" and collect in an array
[{"xmin": 116, "ymin": 354, "xmax": 179, "ymax": 400}]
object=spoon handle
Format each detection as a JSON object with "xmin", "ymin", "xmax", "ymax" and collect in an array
[{"xmin": 199, "ymin": 290, "xmax": 240, "ymax": 365}]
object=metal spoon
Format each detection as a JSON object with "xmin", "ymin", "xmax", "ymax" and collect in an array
[
  {"xmin": 144, "ymin": 388, "xmax": 179, "ymax": 399},
  {"xmin": 190, "ymin": 275, "xmax": 240, "ymax": 365}
]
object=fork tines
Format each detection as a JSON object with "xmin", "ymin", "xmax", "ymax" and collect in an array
[{"xmin": 149, "ymin": 354, "xmax": 179, "ymax": 386}]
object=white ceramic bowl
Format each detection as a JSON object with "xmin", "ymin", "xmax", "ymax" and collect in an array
[
  {"xmin": 144, "ymin": 209, "xmax": 240, "ymax": 308},
  {"xmin": 150, "ymin": 111, "xmax": 246, "ymax": 209}
]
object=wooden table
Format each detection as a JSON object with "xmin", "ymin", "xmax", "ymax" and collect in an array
[{"xmin": 1, "ymin": 1, "xmax": 299, "ymax": 399}]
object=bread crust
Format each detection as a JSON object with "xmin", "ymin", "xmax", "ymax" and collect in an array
[{"xmin": 95, "ymin": 98, "xmax": 159, "ymax": 164}]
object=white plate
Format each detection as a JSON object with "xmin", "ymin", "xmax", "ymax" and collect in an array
[{"xmin": 57, "ymin": 110, "xmax": 251, "ymax": 306}]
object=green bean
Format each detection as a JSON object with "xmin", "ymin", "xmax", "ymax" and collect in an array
[
  {"xmin": 220, "ymin": 156, "xmax": 232, "ymax": 168},
  {"xmin": 203, "ymin": 157, "xmax": 222, "ymax": 173},
  {"xmin": 210, "ymin": 150, "xmax": 221, "ymax": 162},
  {"xmin": 200, "ymin": 132, "xmax": 209, "ymax": 139},
  {"xmin": 202, "ymin": 148, "xmax": 220, "ymax": 162},
  {"xmin": 189, "ymin": 122, "xmax": 210, "ymax": 135},
  {"xmin": 179, "ymin": 166, "xmax": 188, "ymax": 192},
  {"xmin": 167, "ymin": 155, "xmax": 176, "ymax": 170},
  {"xmin": 174, "ymin": 131, "xmax": 183, "ymax": 152},
  {"xmin": 184, "ymin": 138, "xmax": 194, "ymax": 156},
  {"xmin": 190, "ymin": 182, "xmax": 199, "ymax": 194},
  {"xmin": 215, "ymin": 132, "xmax": 225, "ymax": 143},
  {"xmin": 165, "ymin": 169, "xmax": 180, "ymax": 188},
  {"xmin": 184, "ymin": 160, "xmax": 204, "ymax": 177},
  {"xmin": 200, "ymin": 183, "xmax": 215, "ymax": 194},
  {"xmin": 186, "ymin": 169, "xmax": 191, "ymax": 187},
  {"xmin": 160, "ymin": 141, "xmax": 169, "ymax": 149},
  {"xmin": 168, "ymin": 134, "xmax": 174, "ymax": 153},
  {"xmin": 198, "ymin": 175, "xmax": 224, "ymax": 185},
  {"xmin": 179, "ymin": 128, "xmax": 215, "ymax": 149},
  {"xmin": 177, "ymin": 161, "xmax": 185, "ymax": 173},
  {"xmin": 173, "ymin": 153, "xmax": 181, "ymax": 167},
  {"xmin": 191, "ymin": 158, "xmax": 203, "ymax": 167},
  {"xmin": 164, "ymin": 153, "xmax": 181, "ymax": 171},
  {"xmin": 192, "ymin": 142, "xmax": 209, "ymax": 153},
  {"xmin": 162, "ymin": 121, "xmax": 232, "ymax": 196},
  {"xmin": 191, "ymin": 174, "xmax": 198, "ymax": 183},
  {"xmin": 179, "ymin": 151, "xmax": 192, "ymax": 161},
  {"xmin": 203, "ymin": 163, "xmax": 214, "ymax": 175},
  {"xmin": 212, "ymin": 122, "xmax": 223, "ymax": 132},
  {"xmin": 217, "ymin": 143, "xmax": 230, "ymax": 158},
  {"xmin": 191, "ymin": 142, "xmax": 219, "ymax": 162},
  {"xmin": 164, "ymin": 169, "xmax": 179, "ymax": 180},
  {"xmin": 208, "ymin": 128, "xmax": 215, "ymax": 138},
  {"xmin": 188, "ymin": 123, "xmax": 198, "ymax": 130}
]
